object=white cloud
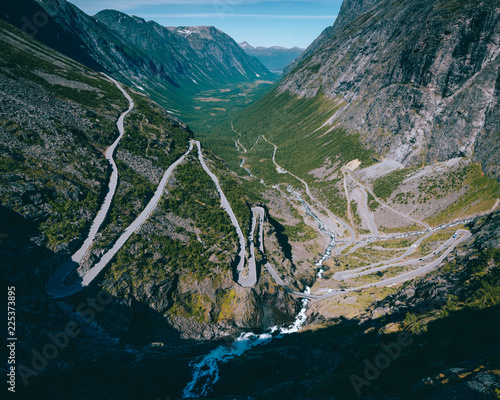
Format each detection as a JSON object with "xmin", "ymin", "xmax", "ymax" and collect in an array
[
  {"xmin": 71, "ymin": 0, "xmax": 319, "ymax": 10},
  {"xmin": 143, "ymin": 13, "xmax": 337, "ymax": 19}
]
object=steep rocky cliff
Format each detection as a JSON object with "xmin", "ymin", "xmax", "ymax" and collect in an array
[
  {"xmin": 284, "ymin": 0, "xmax": 381, "ymax": 74},
  {"xmin": 279, "ymin": 0, "xmax": 500, "ymax": 179}
]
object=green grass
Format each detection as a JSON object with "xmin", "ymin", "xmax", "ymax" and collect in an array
[
  {"xmin": 350, "ymin": 201, "xmax": 362, "ymax": 228},
  {"xmin": 367, "ymin": 191, "xmax": 379, "ymax": 211},
  {"xmin": 196, "ymin": 89, "xmax": 375, "ymax": 219},
  {"xmin": 235, "ymin": 90, "xmax": 375, "ymax": 178},
  {"xmin": 378, "ymin": 224, "xmax": 421, "ymax": 234},
  {"xmin": 312, "ymin": 180, "xmax": 347, "ymax": 219},
  {"xmin": 241, "ymin": 137, "xmax": 304, "ymax": 187},
  {"xmin": 217, "ymin": 289, "xmax": 238, "ymax": 321},
  {"xmin": 0, "ymin": 25, "xmax": 133, "ymax": 248},
  {"xmin": 372, "ymin": 167, "xmax": 416, "ymax": 200},
  {"xmin": 426, "ymin": 163, "xmax": 500, "ymax": 225},
  {"xmin": 283, "ymin": 221, "xmax": 318, "ymax": 242},
  {"xmin": 168, "ymin": 292, "xmax": 211, "ymax": 322},
  {"xmin": 120, "ymin": 94, "xmax": 192, "ymax": 169}
]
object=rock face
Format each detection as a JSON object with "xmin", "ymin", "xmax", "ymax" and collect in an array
[
  {"xmin": 284, "ymin": 0, "xmax": 380, "ymax": 74},
  {"xmin": 279, "ymin": 0, "xmax": 500, "ymax": 179}
]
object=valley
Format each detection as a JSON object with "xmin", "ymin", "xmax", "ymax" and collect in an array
[{"xmin": 1, "ymin": 0, "xmax": 500, "ymax": 399}]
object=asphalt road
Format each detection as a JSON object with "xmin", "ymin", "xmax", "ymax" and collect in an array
[
  {"xmin": 47, "ymin": 141, "xmax": 194, "ymax": 297},
  {"xmin": 47, "ymin": 76, "xmax": 134, "ymax": 297},
  {"xmin": 247, "ymin": 154, "xmax": 472, "ymax": 300},
  {"xmin": 192, "ymin": 140, "xmax": 250, "ymax": 287},
  {"xmin": 47, "ymin": 81, "xmax": 194, "ymax": 297},
  {"xmin": 238, "ymin": 207, "xmax": 265, "ymax": 287},
  {"xmin": 262, "ymin": 135, "xmax": 355, "ymax": 255},
  {"xmin": 71, "ymin": 75, "xmax": 134, "ymax": 264}
]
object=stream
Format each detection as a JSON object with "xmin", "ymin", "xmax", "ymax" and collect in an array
[
  {"xmin": 182, "ymin": 290, "xmax": 310, "ymax": 398},
  {"xmin": 183, "ymin": 186, "xmax": 337, "ymax": 398},
  {"xmin": 289, "ymin": 186, "xmax": 336, "ymax": 279}
]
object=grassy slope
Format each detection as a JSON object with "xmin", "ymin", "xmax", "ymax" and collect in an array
[
  {"xmin": 0, "ymin": 18, "xmax": 127, "ymax": 247},
  {"xmin": 0, "ymin": 18, "xmax": 249, "ymax": 288},
  {"xmin": 235, "ymin": 90, "xmax": 375, "ymax": 177}
]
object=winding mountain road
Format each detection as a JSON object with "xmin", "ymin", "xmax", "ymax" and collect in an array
[
  {"xmin": 233, "ymin": 135, "xmax": 473, "ymax": 300},
  {"xmin": 335, "ymin": 229, "xmax": 470, "ymax": 280},
  {"xmin": 47, "ymin": 81, "xmax": 194, "ymax": 298},
  {"xmin": 48, "ymin": 88, "xmax": 476, "ymax": 301},
  {"xmin": 261, "ymin": 135, "xmax": 355, "ymax": 254},
  {"xmin": 239, "ymin": 207, "xmax": 265, "ymax": 287},
  {"xmin": 72, "ymin": 76, "xmax": 134, "ymax": 265},
  {"xmin": 192, "ymin": 140, "xmax": 254, "ymax": 287},
  {"xmin": 289, "ymin": 229, "xmax": 471, "ymax": 300},
  {"xmin": 342, "ymin": 170, "xmax": 431, "ymax": 256},
  {"xmin": 348, "ymin": 170, "xmax": 431, "ymax": 231}
]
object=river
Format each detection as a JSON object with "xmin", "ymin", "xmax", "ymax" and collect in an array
[
  {"xmin": 182, "ymin": 290, "xmax": 310, "ymax": 398},
  {"xmin": 289, "ymin": 186, "xmax": 336, "ymax": 279},
  {"xmin": 183, "ymin": 186, "xmax": 337, "ymax": 397}
]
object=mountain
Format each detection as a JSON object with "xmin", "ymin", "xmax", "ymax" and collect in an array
[
  {"xmin": 235, "ymin": 0, "xmax": 500, "ymax": 180},
  {"xmin": 0, "ymin": 16, "xmax": 298, "ymax": 398},
  {"xmin": 2, "ymin": 0, "xmax": 500, "ymax": 398},
  {"xmin": 165, "ymin": 26, "xmax": 271, "ymax": 79},
  {"xmin": 239, "ymin": 41, "xmax": 254, "ymax": 50},
  {"xmin": 210, "ymin": 0, "xmax": 500, "ymax": 397},
  {"xmin": 276, "ymin": 0, "xmax": 500, "ymax": 179},
  {"xmin": 284, "ymin": 0, "xmax": 381, "ymax": 74},
  {"xmin": 239, "ymin": 42, "xmax": 304, "ymax": 73},
  {"xmin": 0, "ymin": 0, "xmax": 275, "ymax": 116}
]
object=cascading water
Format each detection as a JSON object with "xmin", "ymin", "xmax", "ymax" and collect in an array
[
  {"xmin": 182, "ymin": 289, "xmax": 311, "ymax": 398},
  {"xmin": 239, "ymin": 158, "xmax": 252, "ymax": 176},
  {"xmin": 289, "ymin": 186, "xmax": 336, "ymax": 279},
  {"xmin": 183, "ymin": 185, "xmax": 336, "ymax": 398}
]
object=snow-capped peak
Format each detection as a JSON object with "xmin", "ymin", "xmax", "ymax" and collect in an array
[{"xmin": 239, "ymin": 41, "xmax": 254, "ymax": 50}]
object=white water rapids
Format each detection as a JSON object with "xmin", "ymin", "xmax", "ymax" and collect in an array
[
  {"xmin": 182, "ymin": 185, "xmax": 336, "ymax": 398},
  {"xmin": 290, "ymin": 186, "xmax": 336, "ymax": 279},
  {"xmin": 182, "ymin": 290, "xmax": 310, "ymax": 398}
]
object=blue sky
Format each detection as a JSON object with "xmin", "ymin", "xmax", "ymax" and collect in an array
[{"xmin": 69, "ymin": 0, "xmax": 342, "ymax": 48}]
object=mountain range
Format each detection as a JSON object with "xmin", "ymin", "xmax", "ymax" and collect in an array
[
  {"xmin": 0, "ymin": 0, "xmax": 275, "ymax": 116},
  {"xmin": 238, "ymin": 0, "xmax": 500, "ymax": 180},
  {"xmin": 239, "ymin": 41, "xmax": 304, "ymax": 73},
  {"xmin": 1, "ymin": 0, "xmax": 499, "ymax": 399}
]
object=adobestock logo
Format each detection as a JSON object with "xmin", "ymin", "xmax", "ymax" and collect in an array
[
  {"xmin": 213, "ymin": 0, "xmax": 243, "ymax": 20},
  {"xmin": 21, "ymin": 0, "xmax": 59, "ymax": 38},
  {"xmin": 350, "ymin": 298, "xmax": 445, "ymax": 396},
  {"xmin": 350, "ymin": 331, "xmax": 413, "ymax": 395},
  {"xmin": 17, "ymin": 289, "xmax": 113, "ymax": 386}
]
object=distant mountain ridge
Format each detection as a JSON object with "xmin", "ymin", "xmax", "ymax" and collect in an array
[
  {"xmin": 238, "ymin": 42, "xmax": 304, "ymax": 73},
  {"xmin": 163, "ymin": 25, "xmax": 270, "ymax": 78},
  {"xmin": 0, "ymin": 0, "xmax": 274, "ymax": 113}
]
